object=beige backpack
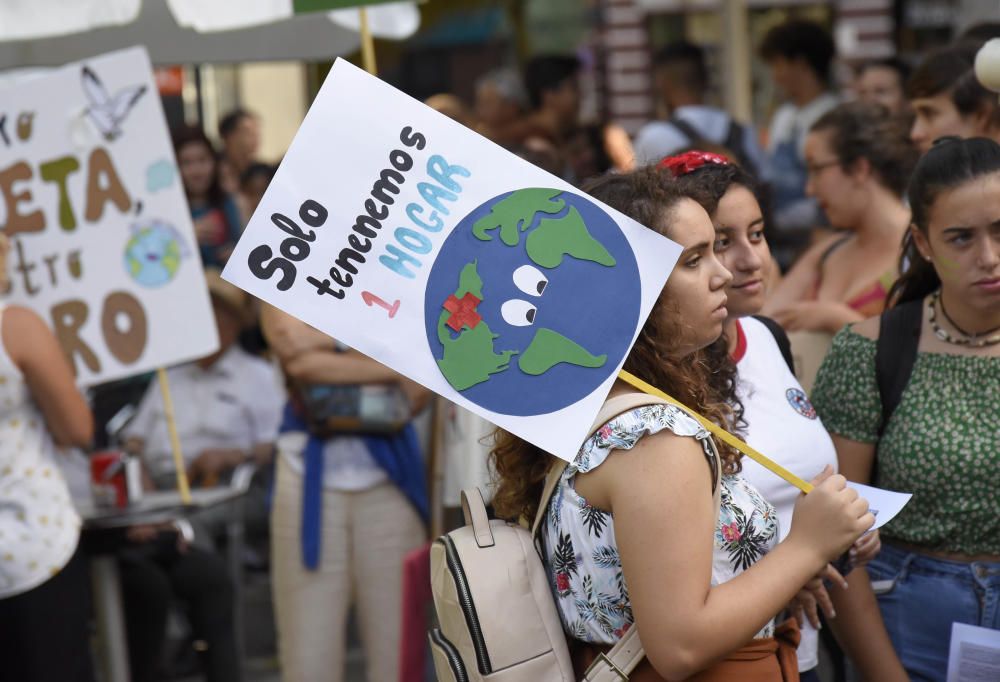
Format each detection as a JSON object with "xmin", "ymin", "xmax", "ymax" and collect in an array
[{"xmin": 429, "ymin": 393, "xmax": 717, "ymax": 681}]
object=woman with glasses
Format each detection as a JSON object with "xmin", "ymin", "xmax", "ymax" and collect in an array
[{"xmin": 764, "ymin": 102, "xmax": 918, "ymax": 335}]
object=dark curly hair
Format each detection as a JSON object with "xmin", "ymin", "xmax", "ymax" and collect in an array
[
  {"xmin": 489, "ymin": 167, "xmax": 744, "ymax": 522},
  {"xmin": 809, "ymin": 101, "xmax": 919, "ymax": 197},
  {"xmin": 670, "ymin": 161, "xmax": 762, "ymax": 219}
]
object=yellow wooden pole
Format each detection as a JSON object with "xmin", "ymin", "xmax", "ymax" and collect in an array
[
  {"xmin": 359, "ymin": 7, "xmax": 377, "ymax": 75},
  {"xmin": 618, "ymin": 370, "xmax": 814, "ymax": 493},
  {"xmin": 156, "ymin": 367, "xmax": 192, "ymax": 504}
]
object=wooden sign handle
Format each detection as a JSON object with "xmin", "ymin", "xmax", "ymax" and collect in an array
[
  {"xmin": 618, "ymin": 370, "xmax": 814, "ymax": 493},
  {"xmin": 156, "ymin": 367, "xmax": 192, "ymax": 504},
  {"xmin": 359, "ymin": 7, "xmax": 377, "ymax": 75}
]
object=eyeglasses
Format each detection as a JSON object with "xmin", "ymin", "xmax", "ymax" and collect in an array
[{"xmin": 805, "ymin": 159, "xmax": 841, "ymax": 176}]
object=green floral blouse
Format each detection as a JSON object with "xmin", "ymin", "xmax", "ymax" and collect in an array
[{"xmin": 812, "ymin": 328, "xmax": 1000, "ymax": 555}]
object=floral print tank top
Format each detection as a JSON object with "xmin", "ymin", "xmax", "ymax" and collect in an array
[{"xmin": 541, "ymin": 404, "xmax": 780, "ymax": 645}]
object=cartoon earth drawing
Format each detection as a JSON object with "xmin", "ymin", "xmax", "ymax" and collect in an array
[
  {"xmin": 424, "ymin": 188, "xmax": 641, "ymax": 416},
  {"xmin": 123, "ymin": 219, "xmax": 187, "ymax": 288}
]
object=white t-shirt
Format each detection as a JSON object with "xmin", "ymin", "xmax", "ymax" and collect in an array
[
  {"xmin": 734, "ymin": 317, "xmax": 839, "ymax": 672},
  {"xmin": 125, "ymin": 346, "xmax": 285, "ymax": 479},
  {"xmin": 765, "ymin": 93, "xmax": 840, "ymax": 159},
  {"xmin": 278, "ymin": 431, "xmax": 388, "ymax": 492}
]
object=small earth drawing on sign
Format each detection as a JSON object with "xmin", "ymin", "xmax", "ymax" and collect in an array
[
  {"xmin": 424, "ymin": 188, "xmax": 641, "ymax": 417},
  {"xmin": 123, "ymin": 219, "xmax": 187, "ymax": 288}
]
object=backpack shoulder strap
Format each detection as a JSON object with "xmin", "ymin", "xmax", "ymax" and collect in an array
[
  {"xmin": 876, "ymin": 298, "xmax": 923, "ymax": 437},
  {"xmin": 723, "ymin": 118, "xmax": 761, "ymax": 177},
  {"xmin": 752, "ymin": 315, "xmax": 795, "ymax": 375},
  {"xmin": 723, "ymin": 118, "xmax": 743, "ymax": 153},
  {"xmin": 668, "ymin": 115, "xmax": 706, "ymax": 148},
  {"xmin": 529, "ymin": 393, "xmax": 676, "ymax": 539}
]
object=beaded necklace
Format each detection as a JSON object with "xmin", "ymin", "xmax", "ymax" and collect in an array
[{"xmin": 928, "ymin": 291, "xmax": 1000, "ymax": 347}]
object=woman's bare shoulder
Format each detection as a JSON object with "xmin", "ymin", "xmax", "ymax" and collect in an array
[
  {"xmin": 1, "ymin": 305, "xmax": 59, "ymax": 366},
  {"xmin": 1, "ymin": 304, "xmax": 50, "ymax": 341},
  {"xmin": 577, "ymin": 423, "xmax": 712, "ymax": 510},
  {"xmin": 847, "ymin": 314, "xmax": 880, "ymax": 341}
]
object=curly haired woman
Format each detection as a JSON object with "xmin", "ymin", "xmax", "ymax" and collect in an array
[{"xmin": 491, "ymin": 166, "xmax": 873, "ymax": 681}]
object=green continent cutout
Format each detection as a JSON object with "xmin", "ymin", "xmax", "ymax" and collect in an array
[
  {"xmin": 517, "ymin": 327, "xmax": 607, "ymax": 376},
  {"xmin": 435, "ymin": 261, "xmax": 518, "ymax": 391},
  {"xmin": 472, "ymin": 188, "xmax": 566, "ymax": 246},
  {"xmin": 162, "ymin": 240, "xmax": 181, "ymax": 275},
  {"xmin": 436, "ymin": 262, "xmax": 482, "ymax": 346},
  {"xmin": 525, "ymin": 206, "xmax": 616, "ymax": 269}
]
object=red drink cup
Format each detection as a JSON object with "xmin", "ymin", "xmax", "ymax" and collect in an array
[{"xmin": 91, "ymin": 451, "xmax": 128, "ymax": 508}]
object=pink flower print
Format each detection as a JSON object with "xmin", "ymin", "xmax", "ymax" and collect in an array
[
  {"xmin": 556, "ymin": 572, "xmax": 570, "ymax": 593},
  {"xmin": 598, "ymin": 425, "xmax": 613, "ymax": 439},
  {"xmin": 721, "ymin": 522, "xmax": 741, "ymax": 543},
  {"xmin": 614, "ymin": 622, "xmax": 632, "ymax": 638}
]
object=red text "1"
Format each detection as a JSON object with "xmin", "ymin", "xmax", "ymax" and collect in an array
[{"xmin": 361, "ymin": 291, "xmax": 400, "ymax": 318}]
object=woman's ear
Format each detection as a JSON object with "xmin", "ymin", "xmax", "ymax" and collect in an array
[
  {"xmin": 970, "ymin": 100, "xmax": 1000, "ymax": 137},
  {"xmin": 849, "ymin": 156, "xmax": 873, "ymax": 184},
  {"xmin": 910, "ymin": 224, "xmax": 933, "ymax": 262}
]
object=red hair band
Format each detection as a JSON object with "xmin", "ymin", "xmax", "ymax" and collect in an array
[{"xmin": 658, "ymin": 150, "xmax": 731, "ymax": 177}]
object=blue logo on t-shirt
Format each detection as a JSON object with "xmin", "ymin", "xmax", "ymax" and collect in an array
[{"xmin": 786, "ymin": 388, "xmax": 817, "ymax": 420}]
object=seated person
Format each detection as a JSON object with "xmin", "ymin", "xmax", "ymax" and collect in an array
[
  {"xmin": 117, "ymin": 522, "xmax": 240, "ymax": 682},
  {"xmin": 55, "ymin": 451, "xmax": 240, "ymax": 682},
  {"xmin": 116, "ymin": 271, "xmax": 278, "ymax": 680},
  {"xmin": 124, "ymin": 269, "xmax": 283, "ymax": 491}
]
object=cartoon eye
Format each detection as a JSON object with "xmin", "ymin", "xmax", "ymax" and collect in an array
[
  {"xmin": 501, "ymin": 299, "xmax": 537, "ymax": 326},
  {"xmin": 512, "ymin": 265, "xmax": 548, "ymax": 296}
]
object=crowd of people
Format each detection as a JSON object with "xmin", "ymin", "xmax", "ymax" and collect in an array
[
  {"xmin": 0, "ymin": 15, "xmax": 998, "ymax": 682},
  {"xmin": 485, "ymin": 19, "xmax": 1000, "ymax": 682}
]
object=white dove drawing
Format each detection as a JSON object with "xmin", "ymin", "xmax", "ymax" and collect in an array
[{"xmin": 81, "ymin": 66, "xmax": 147, "ymax": 142}]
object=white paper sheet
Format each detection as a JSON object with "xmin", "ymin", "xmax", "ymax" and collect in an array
[
  {"xmin": 846, "ymin": 481, "xmax": 912, "ymax": 530},
  {"xmin": 947, "ymin": 622, "xmax": 1000, "ymax": 681}
]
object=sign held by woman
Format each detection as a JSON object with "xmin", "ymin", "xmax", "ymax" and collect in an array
[{"xmin": 223, "ymin": 59, "xmax": 682, "ymax": 461}]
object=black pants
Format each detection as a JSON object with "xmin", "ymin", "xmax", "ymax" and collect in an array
[
  {"xmin": 0, "ymin": 544, "xmax": 95, "ymax": 682},
  {"xmin": 118, "ymin": 539, "xmax": 240, "ymax": 682}
]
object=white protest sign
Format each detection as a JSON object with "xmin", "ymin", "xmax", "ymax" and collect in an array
[
  {"xmin": 1, "ymin": 46, "xmax": 218, "ymax": 385},
  {"xmin": 223, "ymin": 59, "xmax": 681, "ymax": 461}
]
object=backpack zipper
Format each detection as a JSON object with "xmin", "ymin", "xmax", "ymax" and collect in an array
[
  {"xmin": 430, "ymin": 628, "xmax": 469, "ymax": 682},
  {"xmin": 439, "ymin": 536, "xmax": 492, "ymax": 674}
]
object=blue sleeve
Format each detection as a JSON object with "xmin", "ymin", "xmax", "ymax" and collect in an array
[{"xmin": 223, "ymin": 194, "xmax": 244, "ymax": 241}]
